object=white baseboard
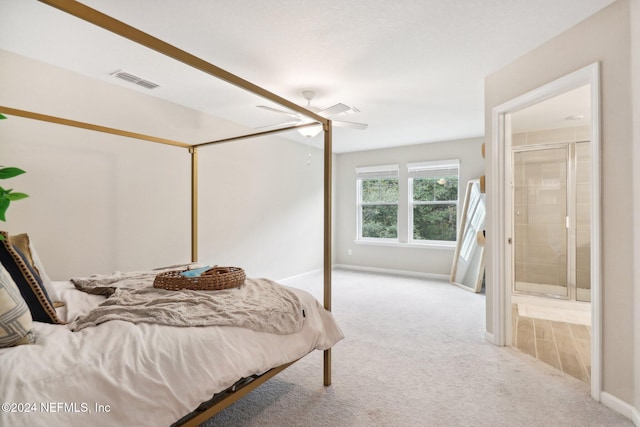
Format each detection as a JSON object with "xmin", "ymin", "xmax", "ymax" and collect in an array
[
  {"xmin": 484, "ymin": 331, "xmax": 498, "ymax": 345},
  {"xmin": 333, "ymin": 264, "xmax": 449, "ymax": 281},
  {"xmin": 280, "ymin": 265, "xmax": 450, "ymax": 283},
  {"xmin": 278, "ymin": 268, "xmax": 323, "ymax": 284},
  {"xmin": 600, "ymin": 392, "xmax": 637, "ymax": 423}
]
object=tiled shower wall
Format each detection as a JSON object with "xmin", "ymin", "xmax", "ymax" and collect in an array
[{"xmin": 512, "ymin": 126, "xmax": 590, "ymax": 298}]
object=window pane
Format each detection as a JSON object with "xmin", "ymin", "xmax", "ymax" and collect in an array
[
  {"xmin": 362, "ymin": 179, "xmax": 398, "ymax": 203},
  {"xmin": 413, "ymin": 204, "xmax": 457, "ymax": 241},
  {"xmin": 362, "ymin": 205, "xmax": 398, "ymax": 238},
  {"xmin": 413, "ymin": 176, "xmax": 458, "ymax": 202}
]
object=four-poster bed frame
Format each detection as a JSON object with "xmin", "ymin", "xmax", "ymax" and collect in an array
[{"xmin": 1, "ymin": 0, "xmax": 334, "ymax": 424}]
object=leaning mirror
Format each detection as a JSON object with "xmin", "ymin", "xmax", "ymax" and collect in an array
[{"xmin": 450, "ymin": 179, "xmax": 486, "ymax": 292}]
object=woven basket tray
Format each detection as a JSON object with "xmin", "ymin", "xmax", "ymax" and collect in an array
[{"xmin": 153, "ymin": 266, "xmax": 245, "ymax": 291}]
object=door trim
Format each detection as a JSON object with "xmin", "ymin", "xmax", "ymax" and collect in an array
[{"xmin": 489, "ymin": 62, "xmax": 601, "ymax": 400}]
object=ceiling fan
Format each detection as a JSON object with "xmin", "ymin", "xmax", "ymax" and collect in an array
[{"xmin": 257, "ymin": 90, "xmax": 368, "ymax": 137}]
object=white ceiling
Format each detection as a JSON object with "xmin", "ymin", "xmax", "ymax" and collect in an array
[
  {"xmin": 0, "ymin": 0, "xmax": 614, "ymax": 153},
  {"xmin": 511, "ymin": 84, "xmax": 592, "ymax": 133}
]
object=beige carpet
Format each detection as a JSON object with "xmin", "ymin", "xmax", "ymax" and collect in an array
[{"xmin": 200, "ymin": 268, "xmax": 631, "ymax": 427}]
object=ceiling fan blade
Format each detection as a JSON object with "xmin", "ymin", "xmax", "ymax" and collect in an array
[
  {"xmin": 318, "ymin": 103, "xmax": 350, "ymax": 117},
  {"xmin": 332, "ymin": 120, "xmax": 368, "ymax": 130},
  {"xmin": 257, "ymin": 105, "xmax": 300, "ymax": 118},
  {"xmin": 254, "ymin": 120, "xmax": 302, "ymax": 130}
]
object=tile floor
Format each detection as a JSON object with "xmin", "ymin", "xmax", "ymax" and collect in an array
[{"xmin": 512, "ymin": 304, "xmax": 591, "ymax": 383}]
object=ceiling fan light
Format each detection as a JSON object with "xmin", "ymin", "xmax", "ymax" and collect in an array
[{"xmin": 298, "ymin": 124, "xmax": 322, "ymax": 138}]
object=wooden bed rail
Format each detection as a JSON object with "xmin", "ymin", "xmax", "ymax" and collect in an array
[
  {"xmin": 174, "ymin": 361, "xmax": 296, "ymax": 427},
  {"xmin": 0, "ymin": 106, "xmax": 191, "ymax": 148}
]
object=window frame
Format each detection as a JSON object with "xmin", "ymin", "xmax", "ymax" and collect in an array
[
  {"xmin": 407, "ymin": 159, "xmax": 460, "ymax": 246},
  {"xmin": 355, "ymin": 164, "xmax": 400, "ymax": 243}
]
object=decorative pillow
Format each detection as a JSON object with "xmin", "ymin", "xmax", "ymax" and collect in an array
[
  {"xmin": 0, "ymin": 231, "xmax": 63, "ymax": 324},
  {"xmin": 9, "ymin": 233, "xmax": 60, "ymax": 302},
  {"xmin": 9, "ymin": 233, "xmax": 36, "ymax": 268},
  {"xmin": 0, "ymin": 264, "xmax": 36, "ymax": 347}
]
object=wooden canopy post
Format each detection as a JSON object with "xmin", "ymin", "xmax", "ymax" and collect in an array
[
  {"xmin": 190, "ymin": 146, "xmax": 198, "ymax": 263},
  {"xmin": 323, "ymin": 121, "xmax": 332, "ymax": 386}
]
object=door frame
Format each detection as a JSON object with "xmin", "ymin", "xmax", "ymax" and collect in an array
[{"xmin": 489, "ymin": 62, "xmax": 601, "ymax": 399}]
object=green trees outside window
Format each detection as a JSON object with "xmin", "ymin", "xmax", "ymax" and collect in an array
[
  {"xmin": 360, "ymin": 178, "xmax": 398, "ymax": 238},
  {"xmin": 411, "ymin": 175, "xmax": 458, "ymax": 241},
  {"xmin": 356, "ymin": 162, "xmax": 459, "ymax": 243}
]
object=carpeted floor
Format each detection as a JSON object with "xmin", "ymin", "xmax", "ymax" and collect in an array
[{"xmin": 201, "ymin": 268, "xmax": 631, "ymax": 427}]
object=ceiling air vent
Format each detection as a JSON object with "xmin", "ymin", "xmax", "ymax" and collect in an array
[{"xmin": 111, "ymin": 70, "xmax": 160, "ymax": 90}]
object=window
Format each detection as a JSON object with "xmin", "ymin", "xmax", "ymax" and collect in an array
[
  {"xmin": 408, "ymin": 160, "xmax": 459, "ymax": 243},
  {"xmin": 356, "ymin": 164, "xmax": 399, "ymax": 241}
]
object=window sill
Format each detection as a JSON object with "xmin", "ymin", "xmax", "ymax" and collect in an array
[{"xmin": 354, "ymin": 239, "xmax": 456, "ymax": 250}]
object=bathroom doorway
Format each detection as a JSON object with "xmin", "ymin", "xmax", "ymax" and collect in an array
[
  {"xmin": 509, "ymin": 89, "xmax": 592, "ymax": 382},
  {"xmin": 491, "ymin": 63, "xmax": 601, "ymax": 398},
  {"xmin": 511, "ymin": 86, "xmax": 592, "ymax": 304}
]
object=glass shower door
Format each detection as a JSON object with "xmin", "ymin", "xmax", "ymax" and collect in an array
[{"xmin": 513, "ymin": 147, "xmax": 568, "ymax": 297}]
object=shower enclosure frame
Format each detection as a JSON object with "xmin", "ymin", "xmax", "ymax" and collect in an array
[
  {"xmin": 511, "ymin": 141, "xmax": 590, "ymax": 303},
  {"xmin": 489, "ymin": 62, "xmax": 601, "ymax": 400}
]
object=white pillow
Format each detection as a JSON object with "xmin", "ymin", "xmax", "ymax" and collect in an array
[{"xmin": 27, "ymin": 239, "xmax": 59, "ymax": 302}]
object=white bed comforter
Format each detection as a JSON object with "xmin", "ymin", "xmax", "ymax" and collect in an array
[{"xmin": 0, "ymin": 280, "xmax": 343, "ymax": 427}]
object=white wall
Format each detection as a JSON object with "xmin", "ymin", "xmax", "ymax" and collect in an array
[
  {"xmin": 335, "ymin": 138, "xmax": 484, "ymax": 276},
  {"xmin": 485, "ymin": 0, "xmax": 636, "ymax": 409},
  {"xmin": 631, "ymin": 0, "xmax": 640, "ymax": 420},
  {"xmin": 2, "ymin": 116, "xmax": 191, "ymax": 278},
  {"xmin": 197, "ymin": 137, "xmax": 325, "ymax": 280},
  {"xmin": 0, "ymin": 50, "xmax": 325, "ymax": 280}
]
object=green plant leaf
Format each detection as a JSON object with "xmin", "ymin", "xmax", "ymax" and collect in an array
[
  {"xmin": 0, "ymin": 167, "xmax": 26, "ymax": 179},
  {"xmin": 0, "ymin": 198, "xmax": 9, "ymax": 222},
  {"xmin": 7, "ymin": 192, "xmax": 28, "ymax": 201},
  {"xmin": 0, "ymin": 113, "xmax": 7, "ymax": 120}
]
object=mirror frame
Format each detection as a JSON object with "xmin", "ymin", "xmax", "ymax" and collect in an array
[{"xmin": 450, "ymin": 179, "xmax": 485, "ymax": 293}]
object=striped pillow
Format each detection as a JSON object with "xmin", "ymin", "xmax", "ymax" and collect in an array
[
  {"xmin": 0, "ymin": 264, "xmax": 35, "ymax": 347},
  {"xmin": 0, "ymin": 231, "xmax": 63, "ymax": 324}
]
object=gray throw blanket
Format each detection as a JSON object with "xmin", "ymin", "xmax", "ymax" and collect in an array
[{"xmin": 69, "ymin": 268, "xmax": 304, "ymax": 335}]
